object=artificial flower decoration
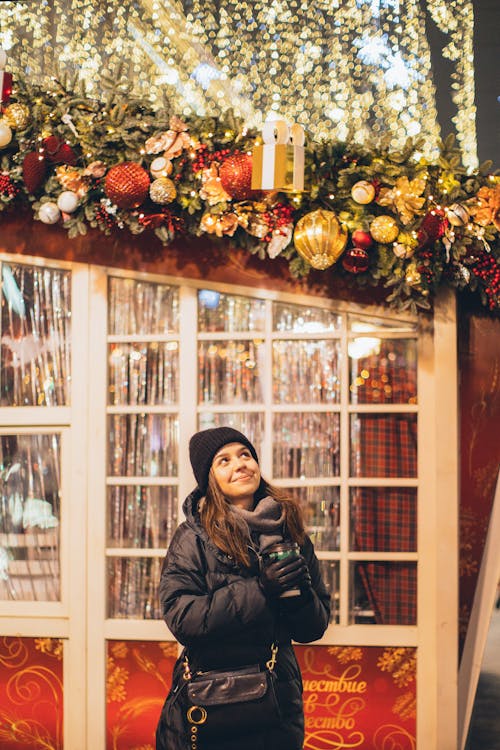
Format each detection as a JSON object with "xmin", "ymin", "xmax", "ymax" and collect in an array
[
  {"xmin": 378, "ymin": 175, "xmax": 427, "ymax": 225},
  {"xmin": 468, "ymin": 183, "xmax": 500, "ymax": 231},
  {"xmin": 199, "ymin": 163, "xmax": 231, "ymax": 205}
]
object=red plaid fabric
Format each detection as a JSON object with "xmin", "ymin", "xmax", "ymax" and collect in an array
[
  {"xmin": 357, "ymin": 561, "xmax": 417, "ymax": 625},
  {"xmin": 352, "ymin": 488, "xmax": 417, "ymax": 553},
  {"xmin": 350, "ymin": 342, "xmax": 418, "ymax": 624},
  {"xmin": 351, "ymin": 414, "xmax": 417, "ymax": 477}
]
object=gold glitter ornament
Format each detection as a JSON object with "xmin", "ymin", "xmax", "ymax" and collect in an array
[
  {"xmin": 370, "ymin": 215, "xmax": 399, "ymax": 244},
  {"xmin": 351, "ymin": 180, "xmax": 376, "ymax": 205},
  {"xmin": 445, "ymin": 202, "xmax": 470, "ymax": 227},
  {"xmin": 293, "ymin": 209, "xmax": 348, "ymax": 270},
  {"xmin": 3, "ymin": 102, "xmax": 30, "ymax": 130},
  {"xmin": 149, "ymin": 177, "xmax": 177, "ymax": 205}
]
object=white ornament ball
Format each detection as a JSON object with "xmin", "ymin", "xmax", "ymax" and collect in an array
[
  {"xmin": 351, "ymin": 180, "xmax": 376, "ymax": 205},
  {"xmin": 150, "ymin": 156, "xmax": 173, "ymax": 179},
  {"xmin": 39, "ymin": 202, "xmax": 61, "ymax": 224},
  {"xmin": 0, "ymin": 120, "xmax": 13, "ymax": 149},
  {"xmin": 57, "ymin": 190, "xmax": 79, "ymax": 213},
  {"xmin": 0, "ymin": 49, "xmax": 7, "ymax": 69},
  {"xmin": 445, "ymin": 203, "xmax": 470, "ymax": 227}
]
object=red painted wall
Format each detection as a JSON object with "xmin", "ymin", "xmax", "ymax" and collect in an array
[
  {"xmin": 0, "ymin": 637, "xmax": 63, "ymax": 749},
  {"xmin": 104, "ymin": 641, "xmax": 416, "ymax": 750}
]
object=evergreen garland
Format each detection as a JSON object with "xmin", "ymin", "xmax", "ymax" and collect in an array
[{"xmin": 0, "ymin": 70, "xmax": 498, "ymax": 315}]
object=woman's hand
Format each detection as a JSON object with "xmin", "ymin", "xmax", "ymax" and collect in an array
[{"xmin": 259, "ymin": 554, "xmax": 311, "ymax": 597}]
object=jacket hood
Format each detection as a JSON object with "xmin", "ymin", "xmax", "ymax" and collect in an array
[{"xmin": 182, "ymin": 488, "xmax": 203, "ymax": 527}]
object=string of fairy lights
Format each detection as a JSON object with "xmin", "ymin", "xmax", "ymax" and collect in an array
[{"xmin": 0, "ymin": 0, "xmax": 477, "ymax": 168}]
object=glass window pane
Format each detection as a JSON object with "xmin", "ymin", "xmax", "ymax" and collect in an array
[
  {"xmin": 349, "ymin": 339, "xmax": 417, "ymax": 405},
  {"xmin": 350, "ymin": 561, "xmax": 417, "ymax": 625},
  {"xmin": 108, "ymin": 277, "xmax": 179, "ymax": 335},
  {"xmin": 0, "ymin": 433, "xmax": 61, "ymax": 601},
  {"xmin": 273, "ymin": 302, "xmax": 341, "ymax": 332},
  {"xmin": 273, "ymin": 413, "xmax": 340, "ymax": 478},
  {"xmin": 197, "ymin": 412, "xmax": 265, "ymax": 456},
  {"xmin": 293, "ymin": 486, "xmax": 340, "ymax": 551},
  {"xmin": 108, "ymin": 342, "xmax": 179, "ymax": 405},
  {"xmin": 198, "ymin": 291, "xmax": 265, "ymax": 332},
  {"xmin": 108, "ymin": 415, "xmax": 178, "ymax": 476},
  {"xmin": 350, "ymin": 413, "xmax": 417, "ymax": 477},
  {"xmin": 318, "ymin": 560, "xmax": 339, "ymax": 623},
  {"xmin": 107, "ymin": 486, "xmax": 177, "ymax": 549},
  {"xmin": 198, "ymin": 339, "xmax": 265, "ymax": 404},
  {"xmin": 1, "ymin": 263, "xmax": 71, "ymax": 406},
  {"xmin": 350, "ymin": 488, "xmax": 417, "ymax": 552},
  {"xmin": 273, "ymin": 340, "xmax": 341, "ymax": 404},
  {"xmin": 107, "ymin": 557, "xmax": 162, "ymax": 618}
]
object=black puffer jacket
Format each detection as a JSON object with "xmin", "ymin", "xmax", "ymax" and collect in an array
[{"xmin": 155, "ymin": 490, "xmax": 331, "ymax": 750}]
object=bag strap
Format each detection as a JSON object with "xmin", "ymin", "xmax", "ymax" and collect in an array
[{"xmin": 182, "ymin": 642, "xmax": 278, "ymax": 681}]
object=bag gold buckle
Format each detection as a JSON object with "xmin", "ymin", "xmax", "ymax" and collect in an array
[{"xmin": 187, "ymin": 705, "xmax": 208, "ymax": 724}]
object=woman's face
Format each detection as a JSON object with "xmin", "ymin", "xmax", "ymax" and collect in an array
[{"xmin": 211, "ymin": 442, "xmax": 261, "ymax": 507}]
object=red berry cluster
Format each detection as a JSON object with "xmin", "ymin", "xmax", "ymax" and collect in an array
[
  {"xmin": 0, "ymin": 172, "xmax": 19, "ymax": 197},
  {"xmin": 416, "ymin": 248, "xmax": 437, "ymax": 287},
  {"xmin": 261, "ymin": 203, "xmax": 295, "ymax": 243},
  {"xmin": 95, "ymin": 204, "xmax": 115, "ymax": 230},
  {"xmin": 471, "ymin": 251, "xmax": 500, "ymax": 310},
  {"xmin": 191, "ymin": 144, "xmax": 232, "ymax": 173}
]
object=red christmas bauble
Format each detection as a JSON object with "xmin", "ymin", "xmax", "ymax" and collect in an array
[
  {"xmin": 417, "ymin": 209, "xmax": 447, "ymax": 249},
  {"xmin": 219, "ymin": 152, "xmax": 255, "ymax": 200},
  {"xmin": 42, "ymin": 136, "xmax": 77, "ymax": 165},
  {"xmin": 22, "ymin": 151, "xmax": 47, "ymax": 193},
  {"xmin": 104, "ymin": 162, "xmax": 150, "ymax": 209},
  {"xmin": 351, "ymin": 229, "xmax": 373, "ymax": 250},
  {"xmin": 342, "ymin": 247, "xmax": 370, "ymax": 274}
]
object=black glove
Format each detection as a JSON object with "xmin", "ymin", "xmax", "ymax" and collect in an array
[{"xmin": 260, "ymin": 554, "xmax": 311, "ymax": 598}]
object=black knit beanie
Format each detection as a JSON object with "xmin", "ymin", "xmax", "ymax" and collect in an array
[{"xmin": 189, "ymin": 427, "xmax": 259, "ymax": 494}]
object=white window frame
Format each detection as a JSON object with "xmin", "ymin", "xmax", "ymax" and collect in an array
[{"xmin": 1, "ymin": 254, "xmax": 458, "ymax": 750}]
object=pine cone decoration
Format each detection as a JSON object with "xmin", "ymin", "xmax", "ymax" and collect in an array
[
  {"xmin": 42, "ymin": 136, "xmax": 77, "ymax": 166},
  {"xmin": 22, "ymin": 151, "xmax": 47, "ymax": 193},
  {"xmin": 104, "ymin": 162, "xmax": 150, "ymax": 209}
]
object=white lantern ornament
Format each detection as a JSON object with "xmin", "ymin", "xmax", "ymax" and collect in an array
[
  {"xmin": 39, "ymin": 202, "xmax": 61, "ymax": 224},
  {"xmin": 0, "ymin": 120, "xmax": 12, "ymax": 149},
  {"xmin": 57, "ymin": 190, "xmax": 79, "ymax": 213},
  {"xmin": 351, "ymin": 180, "xmax": 376, "ymax": 205}
]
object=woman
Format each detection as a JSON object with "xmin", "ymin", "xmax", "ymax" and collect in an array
[{"xmin": 156, "ymin": 426, "xmax": 331, "ymax": 750}]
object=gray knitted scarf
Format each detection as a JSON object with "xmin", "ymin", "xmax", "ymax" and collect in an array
[{"xmin": 230, "ymin": 496, "xmax": 285, "ymax": 552}]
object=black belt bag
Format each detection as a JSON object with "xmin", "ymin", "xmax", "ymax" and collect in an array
[{"xmin": 182, "ymin": 643, "xmax": 281, "ymax": 746}]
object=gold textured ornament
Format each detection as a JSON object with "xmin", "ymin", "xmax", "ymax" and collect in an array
[
  {"xmin": 351, "ymin": 180, "xmax": 376, "ymax": 205},
  {"xmin": 149, "ymin": 177, "xmax": 177, "ymax": 204},
  {"xmin": 3, "ymin": 102, "xmax": 30, "ymax": 130},
  {"xmin": 293, "ymin": 209, "xmax": 348, "ymax": 270},
  {"xmin": 370, "ymin": 215, "xmax": 400, "ymax": 244}
]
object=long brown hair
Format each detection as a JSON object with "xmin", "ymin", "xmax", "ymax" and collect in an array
[{"xmin": 200, "ymin": 471, "xmax": 306, "ymax": 567}]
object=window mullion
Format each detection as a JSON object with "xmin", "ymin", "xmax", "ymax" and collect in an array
[{"xmin": 339, "ymin": 311, "xmax": 350, "ymax": 627}]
